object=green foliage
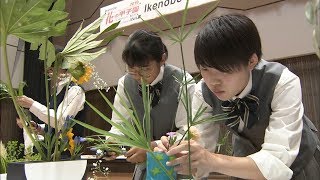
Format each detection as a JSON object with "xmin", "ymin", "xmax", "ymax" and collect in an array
[
  {"xmin": 0, "ymin": 141, "xmax": 42, "ymax": 173},
  {"xmin": 0, "ymin": 81, "xmax": 26, "ymax": 100},
  {"xmin": 0, "ymin": 81, "xmax": 9, "ymax": 100},
  {"xmin": 0, "ymin": 0, "xmax": 69, "ymax": 66},
  {"xmin": 74, "ymin": 81, "xmax": 153, "ymax": 151},
  {"xmin": 216, "ymin": 130, "xmax": 233, "ymax": 155},
  {"xmin": 5, "ymin": 141, "xmax": 24, "ymax": 162},
  {"xmin": 60, "ymin": 17, "xmax": 121, "ymax": 69},
  {"xmin": 0, "ymin": 0, "xmax": 70, "ymax": 160},
  {"xmin": 5, "ymin": 141, "xmax": 41, "ymax": 163}
]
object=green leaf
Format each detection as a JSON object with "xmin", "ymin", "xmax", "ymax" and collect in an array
[
  {"xmin": 155, "ymin": 9, "xmax": 179, "ymax": 42},
  {"xmin": 30, "ymin": 41, "xmax": 40, "ymax": 50},
  {"xmin": 18, "ymin": 81, "xmax": 26, "ymax": 96},
  {"xmin": 97, "ymin": 90, "xmax": 146, "ymax": 143},
  {"xmin": 182, "ymin": 0, "xmax": 219, "ymax": 41},
  {"xmin": 0, "ymin": 0, "xmax": 68, "ymax": 43},
  {"xmin": 39, "ymin": 40, "xmax": 56, "ymax": 67},
  {"xmin": 180, "ymin": 0, "xmax": 191, "ymax": 38},
  {"xmin": 192, "ymin": 113, "xmax": 231, "ymax": 126},
  {"xmin": 60, "ymin": 17, "xmax": 120, "ymax": 69},
  {"xmin": 52, "ymin": 0, "xmax": 65, "ymax": 11},
  {"xmin": 62, "ymin": 47, "xmax": 107, "ymax": 69},
  {"xmin": 85, "ymin": 100, "xmax": 142, "ymax": 143},
  {"xmin": 63, "ymin": 16, "xmax": 105, "ymax": 52},
  {"xmin": 140, "ymin": 16, "xmax": 179, "ymax": 42}
]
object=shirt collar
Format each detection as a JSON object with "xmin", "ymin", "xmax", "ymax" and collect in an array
[
  {"xmin": 232, "ymin": 71, "xmax": 252, "ymax": 100},
  {"xmin": 56, "ymin": 77, "xmax": 70, "ymax": 95},
  {"xmin": 150, "ymin": 65, "xmax": 164, "ymax": 86}
]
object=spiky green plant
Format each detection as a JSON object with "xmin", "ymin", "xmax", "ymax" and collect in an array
[{"xmin": 74, "ymin": 0, "xmax": 234, "ymax": 179}]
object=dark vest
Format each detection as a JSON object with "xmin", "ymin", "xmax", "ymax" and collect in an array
[
  {"xmin": 124, "ymin": 64, "xmax": 182, "ymax": 140},
  {"xmin": 45, "ymin": 83, "xmax": 85, "ymax": 137},
  {"xmin": 202, "ymin": 60, "xmax": 319, "ymax": 176}
]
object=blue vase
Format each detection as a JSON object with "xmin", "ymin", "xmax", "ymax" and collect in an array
[{"xmin": 146, "ymin": 152, "xmax": 177, "ymax": 180}]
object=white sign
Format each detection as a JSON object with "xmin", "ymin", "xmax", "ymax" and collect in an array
[{"xmin": 100, "ymin": 0, "xmax": 217, "ymax": 31}]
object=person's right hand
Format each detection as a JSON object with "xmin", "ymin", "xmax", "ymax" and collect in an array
[
  {"xmin": 17, "ymin": 95, "xmax": 35, "ymax": 109},
  {"xmin": 16, "ymin": 118, "xmax": 42, "ymax": 134},
  {"xmin": 166, "ymin": 140, "xmax": 213, "ymax": 178},
  {"xmin": 154, "ymin": 136, "xmax": 170, "ymax": 152},
  {"xmin": 29, "ymin": 121, "xmax": 40, "ymax": 133}
]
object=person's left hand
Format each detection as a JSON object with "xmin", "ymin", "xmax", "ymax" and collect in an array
[
  {"xmin": 125, "ymin": 147, "xmax": 147, "ymax": 164},
  {"xmin": 166, "ymin": 140, "xmax": 214, "ymax": 178},
  {"xmin": 16, "ymin": 117, "xmax": 24, "ymax": 129},
  {"xmin": 17, "ymin": 95, "xmax": 35, "ymax": 109}
]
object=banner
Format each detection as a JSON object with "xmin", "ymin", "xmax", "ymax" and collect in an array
[{"xmin": 100, "ymin": 0, "xmax": 217, "ymax": 31}]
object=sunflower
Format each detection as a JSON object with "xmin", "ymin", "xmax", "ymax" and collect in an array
[{"xmin": 70, "ymin": 62, "xmax": 93, "ymax": 84}]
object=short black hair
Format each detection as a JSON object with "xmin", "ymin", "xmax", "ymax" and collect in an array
[
  {"xmin": 194, "ymin": 14, "xmax": 262, "ymax": 72},
  {"xmin": 122, "ymin": 30, "xmax": 167, "ymax": 67}
]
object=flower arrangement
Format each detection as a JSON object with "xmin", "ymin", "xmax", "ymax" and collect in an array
[{"xmin": 0, "ymin": 0, "xmax": 121, "ymax": 164}]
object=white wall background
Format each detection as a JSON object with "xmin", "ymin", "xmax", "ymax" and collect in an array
[
  {"xmin": 0, "ymin": 36, "xmax": 25, "ymax": 89},
  {"xmin": 83, "ymin": 0, "xmax": 314, "ymax": 90}
]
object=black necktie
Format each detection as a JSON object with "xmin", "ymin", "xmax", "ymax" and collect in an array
[
  {"xmin": 138, "ymin": 82, "xmax": 162, "ymax": 107},
  {"xmin": 221, "ymin": 94, "xmax": 259, "ymax": 132}
]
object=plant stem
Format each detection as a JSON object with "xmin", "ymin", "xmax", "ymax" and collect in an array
[
  {"xmin": 0, "ymin": 33, "xmax": 45, "ymax": 159},
  {"xmin": 179, "ymin": 41, "xmax": 192, "ymax": 178},
  {"xmin": 52, "ymin": 49, "xmax": 60, "ymax": 161},
  {"xmin": 42, "ymin": 40, "xmax": 52, "ymax": 160}
]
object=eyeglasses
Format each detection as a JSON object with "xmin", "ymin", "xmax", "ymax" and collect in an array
[{"xmin": 126, "ymin": 66, "xmax": 152, "ymax": 78}]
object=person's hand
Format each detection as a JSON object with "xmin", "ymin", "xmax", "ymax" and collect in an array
[
  {"xmin": 17, "ymin": 95, "xmax": 35, "ymax": 109},
  {"xmin": 125, "ymin": 147, "xmax": 147, "ymax": 164},
  {"xmin": 103, "ymin": 137, "xmax": 119, "ymax": 161},
  {"xmin": 102, "ymin": 151, "xmax": 118, "ymax": 161},
  {"xmin": 166, "ymin": 140, "xmax": 214, "ymax": 178},
  {"xmin": 153, "ymin": 136, "xmax": 170, "ymax": 152},
  {"xmin": 29, "ymin": 121, "xmax": 42, "ymax": 134},
  {"xmin": 16, "ymin": 117, "xmax": 24, "ymax": 129}
]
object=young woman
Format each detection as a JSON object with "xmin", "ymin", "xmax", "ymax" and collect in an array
[{"xmin": 108, "ymin": 29, "xmax": 195, "ymax": 180}]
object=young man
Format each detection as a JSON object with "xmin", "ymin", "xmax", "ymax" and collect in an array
[
  {"xmin": 163, "ymin": 14, "xmax": 320, "ymax": 179},
  {"xmin": 108, "ymin": 29, "xmax": 195, "ymax": 180}
]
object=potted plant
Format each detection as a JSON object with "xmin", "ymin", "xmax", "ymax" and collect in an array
[
  {"xmin": 0, "ymin": 0, "xmax": 121, "ymax": 179},
  {"xmin": 0, "ymin": 141, "xmax": 42, "ymax": 179}
]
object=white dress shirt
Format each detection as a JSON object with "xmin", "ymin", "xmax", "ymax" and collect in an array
[
  {"xmin": 29, "ymin": 77, "xmax": 85, "ymax": 130},
  {"xmin": 193, "ymin": 68, "xmax": 303, "ymax": 180},
  {"xmin": 109, "ymin": 65, "xmax": 195, "ymax": 140}
]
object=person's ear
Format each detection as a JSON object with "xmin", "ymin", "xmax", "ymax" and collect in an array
[
  {"xmin": 160, "ymin": 53, "xmax": 167, "ymax": 65},
  {"xmin": 248, "ymin": 53, "xmax": 259, "ymax": 70}
]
